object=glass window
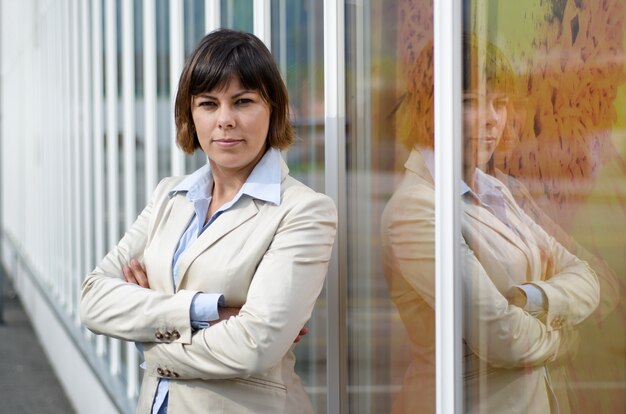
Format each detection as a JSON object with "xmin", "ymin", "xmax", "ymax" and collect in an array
[
  {"xmin": 347, "ymin": 0, "xmax": 435, "ymax": 412},
  {"xmin": 270, "ymin": 1, "xmax": 326, "ymax": 411},
  {"xmin": 184, "ymin": 0, "xmax": 209, "ymax": 173},
  {"xmin": 221, "ymin": 0, "xmax": 253, "ymax": 32},
  {"xmin": 462, "ymin": 2, "xmax": 626, "ymax": 413},
  {"xmin": 156, "ymin": 0, "xmax": 171, "ymax": 178}
]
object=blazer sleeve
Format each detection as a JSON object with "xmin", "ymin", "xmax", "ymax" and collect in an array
[
  {"xmin": 384, "ymin": 181, "xmax": 569, "ymax": 369},
  {"xmin": 80, "ymin": 177, "xmax": 198, "ymax": 345},
  {"xmin": 142, "ymin": 190, "xmax": 338, "ymax": 379},
  {"xmin": 509, "ymin": 195, "xmax": 600, "ymax": 330}
]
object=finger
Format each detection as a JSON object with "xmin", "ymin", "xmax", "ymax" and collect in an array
[
  {"xmin": 299, "ymin": 326, "xmax": 309, "ymax": 336},
  {"xmin": 123, "ymin": 266, "xmax": 137, "ymax": 284},
  {"xmin": 129, "ymin": 259, "xmax": 150, "ymax": 288}
]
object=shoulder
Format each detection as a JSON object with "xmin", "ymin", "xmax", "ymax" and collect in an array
[
  {"xmin": 149, "ymin": 175, "xmax": 188, "ymax": 203},
  {"xmin": 279, "ymin": 175, "xmax": 337, "ymax": 221},
  {"xmin": 385, "ymin": 170, "xmax": 435, "ymax": 215}
]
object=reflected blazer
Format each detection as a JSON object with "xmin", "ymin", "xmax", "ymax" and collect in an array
[
  {"xmin": 80, "ymin": 158, "xmax": 337, "ymax": 414},
  {"xmin": 381, "ymin": 149, "xmax": 600, "ymax": 414}
]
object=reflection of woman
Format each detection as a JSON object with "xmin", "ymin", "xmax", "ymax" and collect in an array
[
  {"xmin": 80, "ymin": 29, "xmax": 337, "ymax": 413},
  {"xmin": 381, "ymin": 36, "xmax": 600, "ymax": 413}
]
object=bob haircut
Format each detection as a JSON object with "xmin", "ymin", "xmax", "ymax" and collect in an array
[
  {"xmin": 175, "ymin": 29, "xmax": 295, "ymax": 154},
  {"xmin": 396, "ymin": 34, "xmax": 518, "ymax": 149}
]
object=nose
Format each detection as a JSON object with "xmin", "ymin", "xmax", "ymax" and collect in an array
[
  {"xmin": 217, "ymin": 106, "xmax": 235, "ymax": 129},
  {"xmin": 482, "ymin": 101, "xmax": 499, "ymax": 126}
]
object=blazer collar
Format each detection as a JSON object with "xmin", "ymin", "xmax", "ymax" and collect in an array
[
  {"xmin": 168, "ymin": 149, "xmax": 290, "ymax": 290},
  {"xmin": 406, "ymin": 148, "xmax": 535, "ymax": 267}
]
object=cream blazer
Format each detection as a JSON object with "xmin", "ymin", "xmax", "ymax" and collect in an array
[
  {"xmin": 381, "ymin": 149, "xmax": 599, "ymax": 413},
  {"xmin": 80, "ymin": 159, "xmax": 337, "ymax": 413}
]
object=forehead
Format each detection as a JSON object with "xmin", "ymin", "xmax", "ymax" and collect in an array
[
  {"xmin": 193, "ymin": 76, "xmax": 260, "ymax": 96},
  {"xmin": 463, "ymin": 88, "xmax": 509, "ymax": 98}
]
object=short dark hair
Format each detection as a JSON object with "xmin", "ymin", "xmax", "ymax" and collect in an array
[
  {"xmin": 396, "ymin": 34, "xmax": 518, "ymax": 149},
  {"xmin": 175, "ymin": 29, "xmax": 295, "ymax": 154}
]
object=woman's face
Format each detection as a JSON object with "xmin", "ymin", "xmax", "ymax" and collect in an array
[
  {"xmin": 191, "ymin": 76, "xmax": 271, "ymax": 176},
  {"xmin": 462, "ymin": 89, "xmax": 509, "ymax": 171}
]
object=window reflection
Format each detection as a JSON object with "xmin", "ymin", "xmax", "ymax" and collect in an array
[
  {"xmin": 380, "ymin": 1, "xmax": 626, "ymax": 413},
  {"xmin": 270, "ymin": 1, "xmax": 326, "ymax": 411}
]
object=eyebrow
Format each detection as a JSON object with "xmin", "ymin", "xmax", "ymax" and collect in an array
[{"xmin": 194, "ymin": 90, "xmax": 257, "ymax": 100}]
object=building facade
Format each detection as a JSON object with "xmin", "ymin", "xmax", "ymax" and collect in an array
[{"xmin": 1, "ymin": 0, "xmax": 625, "ymax": 413}]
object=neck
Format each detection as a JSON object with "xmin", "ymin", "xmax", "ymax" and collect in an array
[{"xmin": 210, "ymin": 163, "xmax": 252, "ymax": 202}]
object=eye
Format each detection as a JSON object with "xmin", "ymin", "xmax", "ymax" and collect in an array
[
  {"xmin": 235, "ymin": 98, "xmax": 253, "ymax": 105},
  {"xmin": 197, "ymin": 100, "xmax": 217, "ymax": 108},
  {"xmin": 462, "ymin": 96, "xmax": 478, "ymax": 106},
  {"xmin": 493, "ymin": 98, "xmax": 509, "ymax": 110}
]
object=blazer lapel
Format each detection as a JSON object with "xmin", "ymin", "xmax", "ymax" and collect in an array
[
  {"xmin": 175, "ymin": 196, "xmax": 260, "ymax": 290},
  {"xmin": 463, "ymin": 198, "xmax": 536, "ymax": 272},
  {"xmin": 151, "ymin": 194, "xmax": 195, "ymax": 294}
]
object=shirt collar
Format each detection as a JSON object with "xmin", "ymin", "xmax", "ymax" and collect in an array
[
  {"xmin": 168, "ymin": 147, "xmax": 282, "ymax": 205},
  {"xmin": 417, "ymin": 147, "xmax": 503, "ymax": 199}
]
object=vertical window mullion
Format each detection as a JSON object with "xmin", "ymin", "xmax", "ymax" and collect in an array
[
  {"xmin": 144, "ymin": 0, "xmax": 158, "ymax": 198},
  {"xmin": 122, "ymin": 0, "xmax": 139, "ymax": 398},
  {"xmin": 253, "ymin": 0, "xmax": 271, "ymax": 48},
  {"xmin": 105, "ymin": 0, "xmax": 121, "ymax": 377},
  {"xmin": 92, "ymin": 0, "xmax": 107, "ymax": 358},
  {"xmin": 70, "ymin": 0, "xmax": 82, "ymax": 321},
  {"xmin": 80, "ymin": 0, "xmax": 94, "ymax": 329},
  {"xmin": 204, "ymin": 0, "xmax": 220, "ymax": 33},
  {"xmin": 433, "ymin": 0, "xmax": 463, "ymax": 413},
  {"xmin": 323, "ymin": 1, "xmax": 347, "ymax": 413}
]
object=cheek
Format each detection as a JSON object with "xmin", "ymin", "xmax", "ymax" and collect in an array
[{"xmin": 463, "ymin": 110, "xmax": 478, "ymax": 133}]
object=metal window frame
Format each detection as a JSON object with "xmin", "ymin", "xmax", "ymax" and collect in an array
[
  {"xmin": 253, "ymin": 0, "xmax": 271, "ymax": 48},
  {"xmin": 205, "ymin": 0, "xmax": 221, "ymax": 32},
  {"xmin": 104, "ymin": 0, "xmax": 122, "ymax": 377},
  {"xmin": 121, "ymin": 0, "xmax": 139, "ymax": 398},
  {"xmin": 434, "ymin": 1, "xmax": 463, "ymax": 413},
  {"xmin": 323, "ymin": 1, "xmax": 348, "ymax": 413}
]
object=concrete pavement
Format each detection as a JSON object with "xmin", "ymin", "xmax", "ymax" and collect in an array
[{"xmin": 0, "ymin": 278, "xmax": 75, "ymax": 413}]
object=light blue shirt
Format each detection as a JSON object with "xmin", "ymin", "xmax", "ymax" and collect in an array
[
  {"xmin": 419, "ymin": 148, "xmax": 545, "ymax": 315},
  {"xmin": 151, "ymin": 148, "xmax": 283, "ymax": 414}
]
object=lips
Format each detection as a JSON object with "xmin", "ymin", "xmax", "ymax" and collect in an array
[{"xmin": 212, "ymin": 138, "xmax": 243, "ymax": 147}]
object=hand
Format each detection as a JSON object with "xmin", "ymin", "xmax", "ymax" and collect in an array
[
  {"xmin": 505, "ymin": 287, "xmax": 527, "ymax": 309},
  {"xmin": 294, "ymin": 326, "xmax": 309, "ymax": 343},
  {"xmin": 210, "ymin": 307, "xmax": 241, "ymax": 326},
  {"xmin": 122, "ymin": 259, "xmax": 150, "ymax": 288}
]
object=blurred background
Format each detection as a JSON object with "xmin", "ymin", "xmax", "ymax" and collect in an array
[{"xmin": 1, "ymin": 1, "xmax": 625, "ymax": 413}]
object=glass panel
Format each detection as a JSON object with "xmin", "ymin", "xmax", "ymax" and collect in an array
[
  {"xmin": 463, "ymin": 1, "xmax": 626, "ymax": 412},
  {"xmin": 221, "ymin": 0, "xmax": 253, "ymax": 32},
  {"xmin": 184, "ymin": 0, "xmax": 209, "ymax": 173},
  {"xmin": 270, "ymin": 1, "xmax": 326, "ymax": 411},
  {"xmin": 348, "ymin": 0, "xmax": 435, "ymax": 412},
  {"xmin": 156, "ymin": 0, "xmax": 171, "ymax": 178},
  {"xmin": 135, "ymin": 0, "xmax": 146, "ymax": 209}
]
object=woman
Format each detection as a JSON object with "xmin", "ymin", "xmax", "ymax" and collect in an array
[
  {"xmin": 381, "ymin": 35, "xmax": 600, "ymax": 413},
  {"xmin": 80, "ymin": 29, "xmax": 337, "ymax": 413}
]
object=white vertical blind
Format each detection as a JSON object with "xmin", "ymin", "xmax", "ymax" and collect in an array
[
  {"xmin": 323, "ymin": 1, "xmax": 347, "ymax": 413},
  {"xmin": 434, "ymin": 0, "xmax": 463, "ymax": 413}
]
